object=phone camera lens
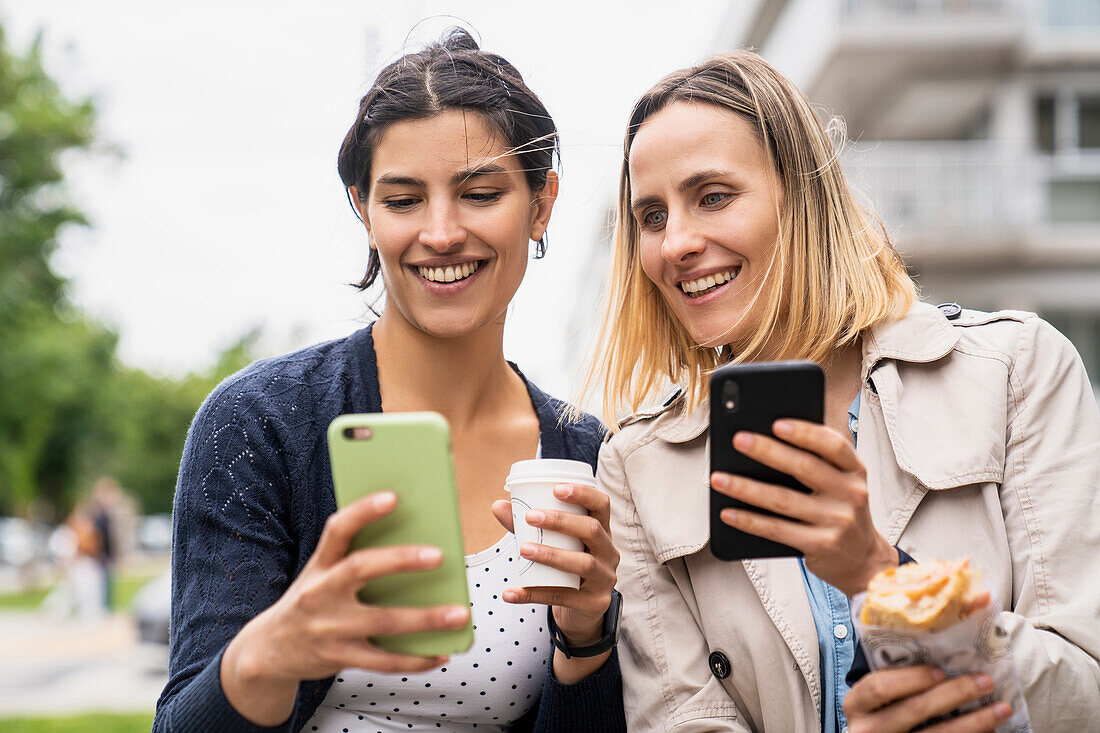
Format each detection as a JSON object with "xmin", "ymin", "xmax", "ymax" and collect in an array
[{"xmin": 722, "ymin": 381, "xmax": 740, "ymax": 412}]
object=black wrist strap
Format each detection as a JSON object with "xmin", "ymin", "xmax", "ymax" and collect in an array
[{"xmin": 546, "ymin": 589, "xmax": 622, "ymax": 659}]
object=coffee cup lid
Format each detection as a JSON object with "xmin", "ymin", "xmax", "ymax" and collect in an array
[{"xmin": 505, "ymin": 458, "xmax": 595, "ymax": 490}]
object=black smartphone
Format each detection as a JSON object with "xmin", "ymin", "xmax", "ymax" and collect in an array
[{"xmin": 708, "ymin": 360, "xmax": 824, "ymax": 561}]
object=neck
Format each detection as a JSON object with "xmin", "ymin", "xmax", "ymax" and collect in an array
[
  {"xmin": 821, "ymin": 338, "xmax": 864, "ymax": 433},
  {"xmin": 372, "ymin": 310, "xmax": 524, "ymax": 430}
]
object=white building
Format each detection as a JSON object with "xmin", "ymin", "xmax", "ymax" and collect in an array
[{"xmin": 720, "ymin": 0, "xmax": 1100, "ymax": 386}]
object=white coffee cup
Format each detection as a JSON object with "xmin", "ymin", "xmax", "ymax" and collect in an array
[{"xmin": 505, "ymin": 458, "xmax": 596, "ymax": 589}]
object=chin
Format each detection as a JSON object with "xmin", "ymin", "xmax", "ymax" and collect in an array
[{"xmin": 413, "ymin": 313, "xmax": 492, "ymax": 340}]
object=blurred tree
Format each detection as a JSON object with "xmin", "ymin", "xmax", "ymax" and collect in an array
[
  {"xmin": 0, "ymin": 25, "xmax": 258, "ymax": 517},
  {"xmin": 0, "ymin": 25, "xmax": 105, "ymax": 516},
  {"xmin": 99, "ymin": 329, "xmax": 260, "ymax": 514}
]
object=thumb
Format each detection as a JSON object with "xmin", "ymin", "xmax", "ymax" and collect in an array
[{"xmin": 491, "ymin": 499, "xmax": 515, "ymax": 534}]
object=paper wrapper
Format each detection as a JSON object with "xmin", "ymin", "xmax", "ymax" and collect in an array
[{"xmin": 851, "ymin": 593, "xmax": 1032, "ymax": 733}]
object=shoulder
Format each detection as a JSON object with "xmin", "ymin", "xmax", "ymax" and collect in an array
[
  {"xmin": 943, "ymin": 306, "xmax": 1078, "ymax": 371},
  {"xmin": 197, "ymin": 331, "xmax": 362, "ymax": 425},
  {"xmin": 605, "ymin": 388, "xmax": 695, "ymax": 458},
  {"xmin": 520, "ymin": 377, "xmax": 607, "ymax": 467}
]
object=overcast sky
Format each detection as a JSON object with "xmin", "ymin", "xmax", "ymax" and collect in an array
[{"xmin": 2, "ymin": 0, "xmax": 747, "ymax": 397}]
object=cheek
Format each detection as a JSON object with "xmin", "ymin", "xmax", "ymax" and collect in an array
[
  {"xmin": 369, "ymin": 216, "xmax": 417, "ymax": 254},
  {"xmin": 637, "ymin": 237, "xmax": 666, "ymax": 289}
]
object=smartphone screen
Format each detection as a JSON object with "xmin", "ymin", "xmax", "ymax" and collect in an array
[{"xmin": 708, "ymin": 361, "xmax": 824, "ymax": 561}]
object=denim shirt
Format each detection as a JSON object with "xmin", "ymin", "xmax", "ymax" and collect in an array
[{"xmin": 798, "ymin": 392, "xmax": 861, "ymax": 733}]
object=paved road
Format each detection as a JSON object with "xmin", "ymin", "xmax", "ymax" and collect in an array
[{"xmin": 0, "ymin": 610, "xmax": 167, "ymax": 715}]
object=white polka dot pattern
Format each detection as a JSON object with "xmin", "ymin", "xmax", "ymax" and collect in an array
[{"xmin": 305, "ymin": 533, "xmax": 548, "ymax": 732}]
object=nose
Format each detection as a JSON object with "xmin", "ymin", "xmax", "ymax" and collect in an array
[
  {"xmin": 660, "ymin": 213, "xmax": 705, "ymax": 264},
  {"xmin": 419, "ymin": 202, "xmax": 467, "ymax": 252}
]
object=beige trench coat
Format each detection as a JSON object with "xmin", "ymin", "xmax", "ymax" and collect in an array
[{"xmin": 602, "ymin": 303, "xmax": 1100, "ymax": 732}]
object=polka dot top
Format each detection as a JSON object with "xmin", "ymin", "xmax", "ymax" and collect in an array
[{"xmin": 305, "ymin": 532, "xmax": 549, "ymax": 732}]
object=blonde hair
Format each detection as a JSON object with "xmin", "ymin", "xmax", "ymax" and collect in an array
[{"xmin": 580, "ymin": 50, "xmax": 917, "ymax": 428}]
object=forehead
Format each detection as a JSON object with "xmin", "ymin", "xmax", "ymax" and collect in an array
[
  {"xmin": 628, "ymin": 102, "xmax": 767, "ymax": 187},
  {"xmin": 371, "ymin": 109, "xmax": 519, "ymax": 179}
]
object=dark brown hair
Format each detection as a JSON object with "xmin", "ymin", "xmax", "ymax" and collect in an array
[{"xmin": 338, "ymin": 28, "xmax": 559, "ymax": 291}]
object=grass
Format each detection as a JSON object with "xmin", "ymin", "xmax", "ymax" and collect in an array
[
  {"xmin": 0, "ymin": 711, "xmax": 154, "ymax": 732},
  {"xmin": 0, "ymin": 571, "xmax": 159, "ymax": 612}
]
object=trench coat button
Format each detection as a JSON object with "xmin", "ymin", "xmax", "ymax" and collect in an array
[
  {"xmin": 709, "ymin": 651, "xmax": 731, "ymax": 680},
  {"xmin": 937, "ymin": 302, "xmax": 962, "ymax": 320}
]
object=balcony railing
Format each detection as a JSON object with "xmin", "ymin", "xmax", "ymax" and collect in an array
[
  {"xmin": 843, "ymin": 141, "xmax": 1036, "ymax": 240},
  {"xmin": 840, "ymin": 0, "xmax": 1021, "ymax": 20},
  {"xmin": 839, "ymin": 0, "xmax": 1099, "ymax": 27}
]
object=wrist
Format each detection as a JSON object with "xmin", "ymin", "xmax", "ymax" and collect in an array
[
  {"xmin": 557, "ymin": 620, "xmax": 603, "ymax": 648},
  {"xmin": 548, "ymin": 590, "xmax": 622, "ymax": 660},
  {"xmin": 221, "ymin": 621, "xmax": 298, "ymax": 726},
  {"xmin": 850, "ymin": 535, "xmax": 898, "ymax": 596}
]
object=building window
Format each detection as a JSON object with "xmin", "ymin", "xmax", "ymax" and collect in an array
[
  {"xmin": 1036, "ymin": 95, "xmax": 1056, "ymax": 152},
  {"xmin": 1079, "ymin": 96, "xmax": 1100, "ymax": 150},
  {"xmin": 1048, "ymin": 180, "xmax": 1100, "ymax": 223}
]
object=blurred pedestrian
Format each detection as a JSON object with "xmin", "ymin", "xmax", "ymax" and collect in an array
[{"xmin": 43, "ymin": 504, "xmax": 107, "ymax": 622}]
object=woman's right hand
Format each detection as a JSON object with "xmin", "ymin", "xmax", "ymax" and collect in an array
[
  {"xmin": 844, "ymin": 667, "xmax": 1013, "ymax": 733},
  {"xmin": 220, "ymin": 490, "xmax": 471, "ymax": 726}
]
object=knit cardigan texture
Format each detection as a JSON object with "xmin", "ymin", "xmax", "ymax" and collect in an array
[{"xmin": 152, "ymin": 324, "xmax": 624, "ymax": 732}]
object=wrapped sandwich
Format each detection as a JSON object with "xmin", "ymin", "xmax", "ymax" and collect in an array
[
  {"xmin": 860, "ymin": 558, "xmax": 990, "ymax": 632},
  {"xmin": 852, "ymin": 558, "xmax": 1032, "ymax": 733}
]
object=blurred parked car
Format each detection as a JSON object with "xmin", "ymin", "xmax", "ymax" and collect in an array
[
  {"xmin": 133, "ymin": 570, "xmax": 171, "ymax": 644},
  {"xmin": 0, "ymin": 516, "xmax": 46, "ymax": 567},
  {"xmin": 137, "ymin": 514, "xmax": 172, "ymax": 553}
]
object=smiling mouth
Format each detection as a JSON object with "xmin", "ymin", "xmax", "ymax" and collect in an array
[
  {"xmin": 416, "ymin": 260, "xmax": 483, "ymax": 284},
  {"xmin": 679, "ymin": 267, "xmax": 740, "ymax": 298}
]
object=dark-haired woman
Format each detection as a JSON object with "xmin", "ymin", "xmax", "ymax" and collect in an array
[{"xmin": 153, "ymin": 30, "xmax": 625, "ymax": 733}]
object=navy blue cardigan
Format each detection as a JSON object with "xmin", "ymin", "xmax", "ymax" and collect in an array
[{"xmin": 153, "ymin": 324, "xmax": 624, "ymax": 732}]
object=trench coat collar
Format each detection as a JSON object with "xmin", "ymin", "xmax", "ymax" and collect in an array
[{"xmin": 651, "ymin": 302, "xmax": 959, "ymax": 444}]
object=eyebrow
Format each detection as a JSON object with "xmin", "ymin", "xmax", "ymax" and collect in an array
[
  {"xmin": 373, "ymin": 163, "xmax": 510, "ymax": 190},
  {"xmin": 630, "ymin": 168, "xmax": 734, "ymax": 211}
]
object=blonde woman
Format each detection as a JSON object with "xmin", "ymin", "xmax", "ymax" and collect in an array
[{"xmin": 586, "ymin": 51, "xmax": 1100, "ymax": 732}]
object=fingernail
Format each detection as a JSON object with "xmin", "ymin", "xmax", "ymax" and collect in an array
[
  {"xmin": 994, "ymin": 702, "xmax": 1012, "ymax": 720},
  {"xmin": 931, "ymin": 668, "xmax": 946, "ymax": 682},
  {"xmin": 734, "ymin": 432, "xmax": 754, "ymax": 450},
  {"xmin": 419, "ymin": 547, "xmax": 443, "ymax": 564},
  {"xmin": 526, "ymin": 509, "xmax": 545, "ymax": 524},
  {"xmin": 977, "ymin": 675, "xmax": 994, "ymax": 692},
  {"xmin": 520, "ymin": 542, "xmax": 538, "ymax": 558},
  {"xmin": 554, "ymin": 483, "xmax": 573, "ymax": 497},
  {"xmin": 773, "ymin": 420, "xmax": 793, "ymax": 437},
  {"xmin": 444, "ymin": 607, "xmax": 469, "ymax": 624},
  {"xmin": 711, "ymin": 473, "xmax": 729, "ymax": 490},
  {"xmin": 373, "ymin": 491, "xmax": 396, "ymax": 507},
  {"xmin": 503, "ymin": 590, "xmax": 519, "ymax": 603}
]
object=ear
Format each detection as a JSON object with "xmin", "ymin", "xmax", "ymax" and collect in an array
[
  {"xmin": 529, "ymin": 170, "xmax": 559, "ymax": 243},
  {"xmin": 348, "ymin": 186, "xmax": 373, "ymax": 243}
]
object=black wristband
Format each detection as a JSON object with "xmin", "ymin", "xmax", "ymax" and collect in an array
[{"xmin": 546, "ymin": 589, "xmax": 622, "ymax": 659}]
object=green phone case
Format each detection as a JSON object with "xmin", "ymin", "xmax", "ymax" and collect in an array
[{"xmin": 327, "ymin": 412, "xmax": 473, "ymax": 656}]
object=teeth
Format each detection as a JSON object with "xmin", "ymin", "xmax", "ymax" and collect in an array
[
  {"xmin": 680, "ymin": 268, "xmax": 738, "ymax": 294},
  {"xmin": 418, "ymin": 261, "xmax": 481, "ymax": 283}
]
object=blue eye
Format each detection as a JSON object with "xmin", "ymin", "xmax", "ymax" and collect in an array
[
  {"xmin": 701, "ymin": 192, "xmax": 728, "ymax": 207},
  {"xmin": 643, "ymin": 210, "xmax": 667, "ymax": 228}
]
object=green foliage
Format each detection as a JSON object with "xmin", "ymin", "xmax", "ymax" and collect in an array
[
  {"xmin": 0, "ymin": 711, "xmax": 154, "ymax": 733},
  {"xmin": 0, "ymin": 25, "xmax": 105, "ymax": 517},
  {"xmin": 100, "ymin": 330, "xmax": 259, "ymax": 514},
  {"xmin": 0, "ymin": 24, "xmax": 258, "ymax": 518}
]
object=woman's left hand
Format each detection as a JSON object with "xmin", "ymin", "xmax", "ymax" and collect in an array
[
  {"xmin": 710, "ymin": 418, "xmax": 896, "ymax": 596},
  {"xmin": 491, "ymin": 483, "xmax": 619, "ymax": 663}
]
